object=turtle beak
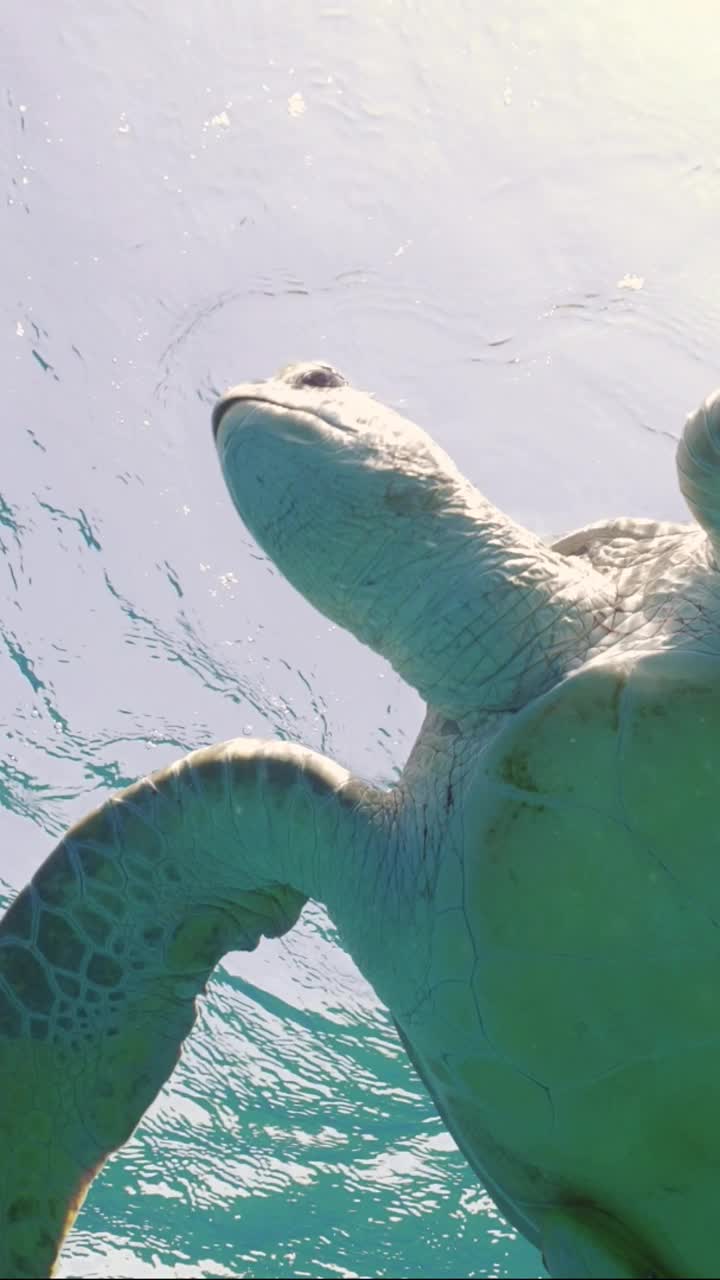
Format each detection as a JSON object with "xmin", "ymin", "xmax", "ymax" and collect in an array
[{"xmin": 212, "ymin": 390, "xmax": 245, "ymax": 440}]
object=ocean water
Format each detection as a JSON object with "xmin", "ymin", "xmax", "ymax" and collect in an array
[{"xmin": 1, "ymin": 0, "xmax": 719, "ymax": 1275}]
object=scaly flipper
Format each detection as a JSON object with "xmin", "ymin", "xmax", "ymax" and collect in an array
[{"xmin": 0, "ymin": 739, "xmax": 371, "ymax": 1278}]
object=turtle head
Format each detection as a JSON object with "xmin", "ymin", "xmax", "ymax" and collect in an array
[
  {"xmin": 213, "ymin": 361, "xmax": 468, "ymax": 658},
  {"xmin": 213, "ymin": 362, "xmax": 608, "ymax": 715}
]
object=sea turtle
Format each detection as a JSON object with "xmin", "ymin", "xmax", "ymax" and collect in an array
[{"xmin": 2, "ymin": 362, "xmax": 720, "ymax": 1279}]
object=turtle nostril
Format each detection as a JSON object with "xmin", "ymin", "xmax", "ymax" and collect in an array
[{"xmin": 283, "ymin": 362, "xmax": 347, "ymax": 390}]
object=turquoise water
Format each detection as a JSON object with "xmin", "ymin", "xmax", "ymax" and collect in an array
[{"xmin": 2, "ymin": 0, "xmax": 720, "ymax": 1275}]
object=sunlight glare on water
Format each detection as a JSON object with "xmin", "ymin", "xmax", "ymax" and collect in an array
[{"xmin": 1, "ymin": 0, "xmax": 720, "ymax": 1275}]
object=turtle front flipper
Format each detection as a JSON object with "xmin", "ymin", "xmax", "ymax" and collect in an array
[
  {"xmin": 0, "ymin": 738, "xmax": 368, "ymax": 1278},
  {"xmin": 541, "ymin": 1206, "xmax": 666, "ymax": 1279}
]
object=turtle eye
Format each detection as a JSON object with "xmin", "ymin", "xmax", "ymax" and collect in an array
[{"xmin": 283, "ymin": 363, "xmax": 347, "ymax": 390}]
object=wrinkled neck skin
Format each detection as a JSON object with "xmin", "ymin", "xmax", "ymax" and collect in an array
[
  {"xmin": 550, "ymin": 516, "xmax": 720, "ymax": 668},
  {"xmin": 306, "ymin": 495, "xmax": 720, "ymax": 720},
  {"xmin": 337, "ymin": 483, "xmax": 616, "ymax": 717}
]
